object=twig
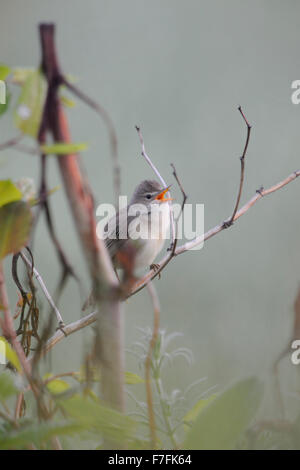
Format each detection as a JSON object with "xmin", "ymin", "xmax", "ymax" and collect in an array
[
  {"xmin": 145, "ymin": 281, "xmax": 160, "ymax": 448},
  {"xmin": 40, "ymin": 310, "xmax": 97, "ymax": 356},
  {"xmin": 39, "ymin": 23, "xmax": 124, "ymax": 412},
  {"xmin": 14, "ymin": 144, "xmax": 40, "ymax": 155},
  {"xmin": 37, "ymin": 168, "xmax": 300, "ymax": 357},
  {"xmin": 154, "ymin": 371, "xmax": 179, "ymax": 449},
  {"xmin": 225, "ymin": 106, "xmax": 252, "ymax": 227},
  {"xmin": 0, "ymin": 262, "xmax": 51, "ymax": 420},
  {"xmin": 0, "ymin": 133, "xmax": 23, "ymax": 152},
  {"xmin": 14, "ymin": 393, "xmax": 24, "ymax": 421},
  {"xmin": 43, "ymin": 371, "xmax": 76, "ymax": 386},
  {"xmin": 130, "ymin": 169, "xmax": 300, "ymax": 295},
  {"xmin": 33, "ymin": 125, "xmax": 80, "ymax": 296},
  {"xmin": 0, "ymin": 261, "xmax": 32, "ymax": 379},
  {"xmin": 43, "ymin": 185, "xmax": 79, "ymax": 285},
  {"xmin": 20, "ymin": 250, "xmax": 65, "ymax": 327},
  {"xmin": 170, "ymin": 163, "xmax": 188, "ymax": 255},
  {"xmin": 135, "ymin": 125, "xmax": 175, "ymax": 250},
  {"xmin": 62, "ymin": 78, "xmax": 121, "ymax": 204}
]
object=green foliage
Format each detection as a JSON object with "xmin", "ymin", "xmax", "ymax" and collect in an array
[
  {"xmin": 14, "ymin": 69, "xmax": 47, "ymax": 138},
  {"xmin": 0, "ymin": 180, "xmax": 22, "ymax": 208},
  {"xmin": 0, "ymin": 88, "xmax": 11, "ymax": 117},
  {"xmin": 40, "ymin": 142, "xmax": 88, "ymax": 155},
  {"xmin": 125, "ymin": 372, "xmax": 144, "ymax": 385},
  {"xmin": 11, "ymin": 67, "xmax": 34, "ymax": 85},
  {"xmin": 43, "ymin": 375, "xmax": 71, "ymax": 395},
  {"xmin": 0, "ymin": 53, "xmax": 274, "ymax": 451},
  {"xmin": 73, "ymin": 365, "xmax": 144, "ymax": 385},
  {"xmin": 60, "ymin": 94, "xmax": 76, "ymax": 108},
  {"xmin": 0, "ymin": 64, "xmax": 11, "ymax": 81},
  {"xmin": 0, "ymin": 336, "xmax": 21, "ymax": 372},
  {"xmin": 58, "ymin": 394, "xmax": 137, "ymax": 446},
  {"xmin": 184, "ymin": 377, "xmax": 263, "ymax": 450},
  {"xmin": 0, "ymin": 421, "xmax": 82, "ymax": 450},
  {"xmin": 0, "ymin": 371, "xmax": 18, "ymax": 401},
  {"xmin": 0, "ymin": 200, "xmax": 32, "ymax": 259},
  {"xmin": 183, "ymin": 394, "xmax": 217, "ymax": 429}
]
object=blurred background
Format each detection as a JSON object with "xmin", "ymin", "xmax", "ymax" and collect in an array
[{"xmin": 1, "ymin": 0, "xmax": 300, "ymax": 422}]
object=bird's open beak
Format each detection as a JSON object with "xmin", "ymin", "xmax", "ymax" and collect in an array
[{"xmin": 154, "ymin": 185, "xmax": 173, "ymax": 202}]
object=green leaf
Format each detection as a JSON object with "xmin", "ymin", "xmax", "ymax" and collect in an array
[
  {"xmin": 0, "ymin": 371, "xmax": 18, "ymax": 400},
  {"xmin": 0, "ymin": 421, "xmax": 81, "ymax": 450},
  {"xmin": 60, "ymin": 94, "xmax": 76, "ymax": 108},
  {"xmin": 11, "ymin": 67, "xmax": 34, "ymax": 85},
  {"xmin": 44, "ymin": 377, "xmax": 71, "ymax": 395},
  {"xmin": 73, "ymin": 365, "xmax": 101, "ymax": 383},
  {"xmin": 58, "ymin": 394, "xmax": 136, "ymax": 444},
  {"xmin": 14, "ymin": 69, "xmax": 47, "ymax": 138},
  {"xmin": 184, "ymin": 377, "xmax": 263, "ymax": 450},
  {"xmin": 0, "ymin": 336, "xmax": 21, "ymax": 372},
  {"xmin": 184, "ymin": 394, "xmax": 217, "ymax": 428},
  {"xmin": 0, "ymin": 201, "xmax": 32, "ymax": 259},
  {"xmin": 0, "ymin": 88, "xmax": 11, "ymax": 117},
  {"xmin": 0, "ymin": 180, "xmax": 22, "ymax": 208},
  {"xmin": 125, "ymin": 372, "xmax": 144, "ymax": 385},
  {"xmin": 74, "ymin": 367, "xmax": 144, "ymax": 385},
  {"xmin": 40, "ymin": 142, "xmax": 88, "ymax": 155},
  {"xmin": 0, "ymin": 64, "xmax": 11, "ymax": 81}
]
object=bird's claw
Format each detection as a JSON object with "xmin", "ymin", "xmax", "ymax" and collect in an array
[{"xmin": 150, "ymin": 263, "xmax": 161, "ymax": 279}]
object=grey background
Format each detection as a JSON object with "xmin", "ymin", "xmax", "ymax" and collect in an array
[{"xmin": 1, "ymin": 0, "xmax": 300, "ymax": 419}]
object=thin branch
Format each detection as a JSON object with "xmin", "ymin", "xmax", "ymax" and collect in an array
[
  {"xmin": 33, "ymin": 133, "xmax": 80, "ymax": 295},
  {"xmin": 14, "ymin": 144, "xmax": 40, "ymax": 155},
  {"xmin": 0, "ymin": 262, "xmax": 51, "ymax": 421},
  {"xmin": 225, "ymin": 106, "xmax": 252, "ymax": 227},
  {"xmin": 135, "ymin": 125, "xmax": 175, "ymax": 249},
  {"xmin": 20, "ymin": 250, "xmax": 64, "ymax": 327},
  {"xmin": 130, "ymin": 169, "xmax": 300, "ymax": 296},
  {"xmin": 0, "ymin": 261, "xmax": 32, "ymax": 379},
  {"xmin": 39, "ymin": 23, "xmax": 124, "ymax": 412},
  {"xmin": 43, "ymin": 187, "xmax": 80, "ymax": 285},
  {"xmin": 40, "ymin": 310, "xmax": 97, "ymax": 356},
  {"xmin": 38, "ymin": 168, "xmax": 300, "ymax": 357},
  {"xmin": 62, "ymin": 78, "xmax": 121, "ymax": 204},
  {"xmin": 14, "ymin": 393, "xmax": 24, "ymax": 421},
  {"xmin": 145, "ymin": 281, "xmax": 160, "ymax": 448},
  {"xmin": 170, "ymin": 163, "xmax": 188, "ymax": 255},
  {"xmin": 43, "ymin": 371, "xmax": 76, "ymax": 386},
  {"xmin": 0, "ymin": 133, "xmax": 23, "ymax": 152}
]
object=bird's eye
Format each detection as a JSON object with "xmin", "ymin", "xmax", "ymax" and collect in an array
[{"xmin": 146, "ymin": 194, "xmax": 151, "ymax": 200}]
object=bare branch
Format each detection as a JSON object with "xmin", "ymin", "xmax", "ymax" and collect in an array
[
  {"xmin": 130, "ymin": 169, "xmax": 300, "ymax": 295},
  {"xmin": 0, "ymin": 261, "xmax": 32, "ymax": 379},
  {"xmin": 38, "ymin": 23, "xmax": 124, "ymax": 412},
  {"xmin": 145, "ymin": 281, "xmax": 160, "ymax": 447},
  {"xmin": 225, "ymin": 106, "xmax": 252, "ymax": 227},
  {"xmin": 38, "ymin": 168, "xmax": 300, "ymax": 356},
  {"xmin": 62, "ymin": 78, "xmax": 121, "ymax": 204},
  {"xmin": 41, "ymin": 310, "xmax": 97, "ymax": 356},
  {"xmin": 20, "ymin": 250, "xmax": 65, "ymax": 327},
  {"xmin": 0, "ymin": 133, "xmax": 23, "ymax": 152},
  {"xmin": 135, "ymin": 125, "xmax": 175, "ymax": 249},
  {"xmin": 170, "ymin": 163, "xmax": 188, "ymax": 255}
]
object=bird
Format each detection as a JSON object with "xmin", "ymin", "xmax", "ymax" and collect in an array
[
  {"xmin": 104, "ymin": 179, "xmax": 172, "ymax": 277},
  {"xmin": 82, "ymin": 180, "xmax": 172, "ymax": 310}
]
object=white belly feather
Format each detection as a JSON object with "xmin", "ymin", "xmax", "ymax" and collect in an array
[{"xmin": 128, "ymin": 202, "xmax": 170, "ymax": 270}]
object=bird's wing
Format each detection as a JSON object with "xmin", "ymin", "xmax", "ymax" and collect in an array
[{"xmin": 104, "ymin": 207, "xmax": 136, "ymax": 260}]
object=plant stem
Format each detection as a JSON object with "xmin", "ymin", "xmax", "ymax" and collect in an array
[{"xmin": 154, "ymin": 375, "xmax": 178, "ymax": 449}]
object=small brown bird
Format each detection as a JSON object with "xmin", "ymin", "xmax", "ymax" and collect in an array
[
  {"xmin": 104, "ymin": 179, "xmax": 172, "ymax": 274},
  {"xmin": 82, "ymin": 180, "xmax": 172, "ymax": 309}
]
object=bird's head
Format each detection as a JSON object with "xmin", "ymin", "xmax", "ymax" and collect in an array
[{"xmin": 130, "ymin": 179, "xmax": 172, "ymax": 206}]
